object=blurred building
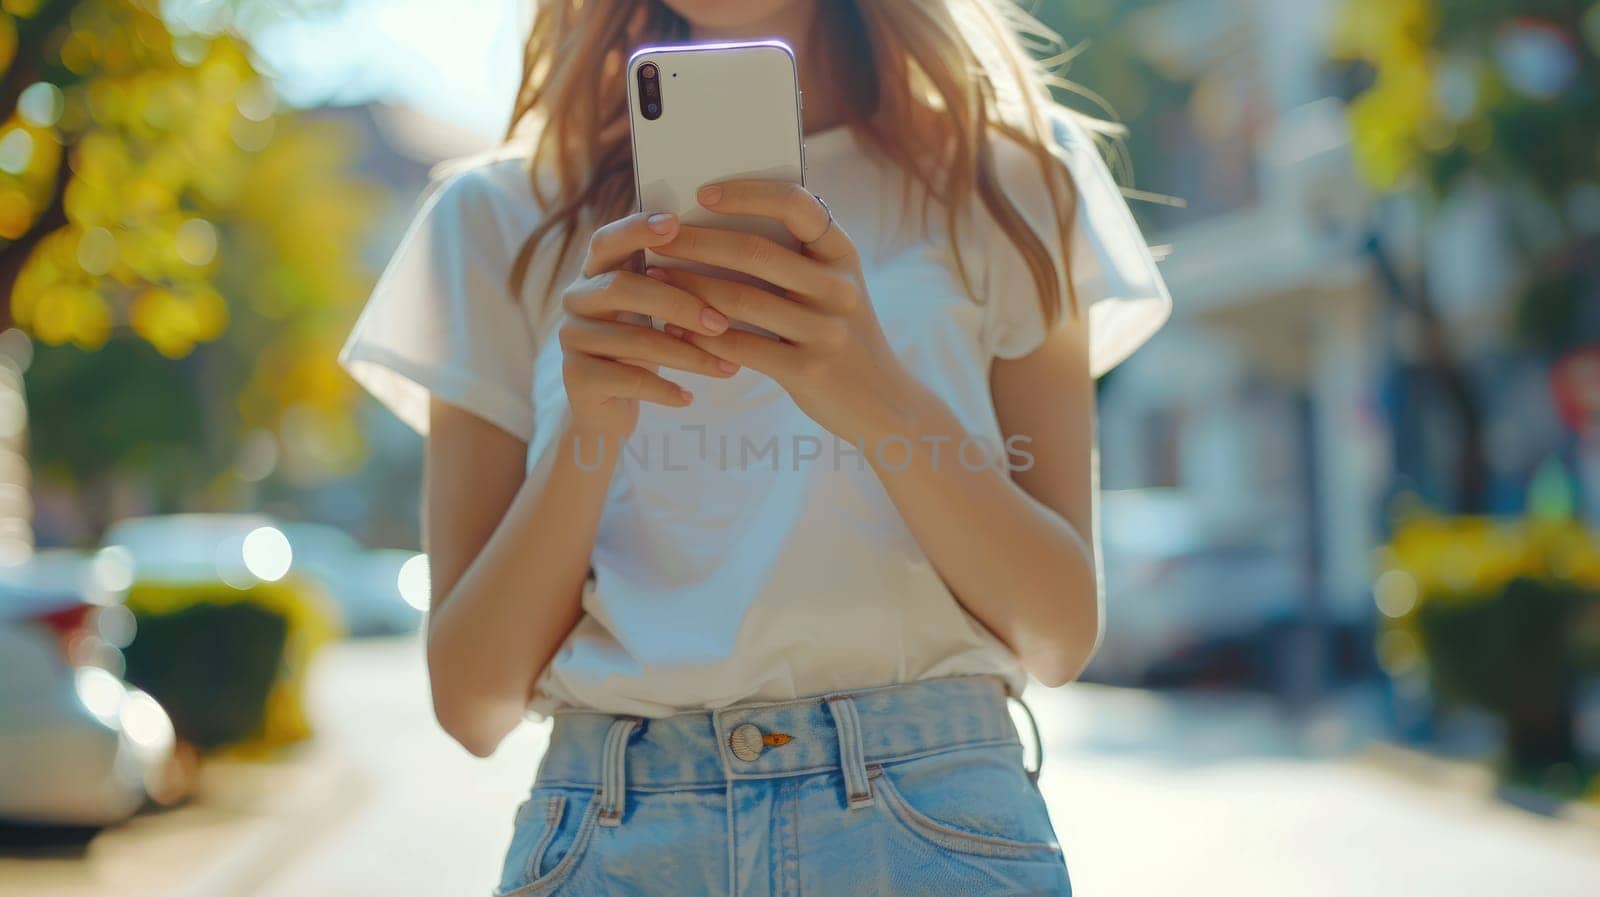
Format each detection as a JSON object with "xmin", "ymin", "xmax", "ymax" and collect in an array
[{"xmin": 1088, "ymin": 0, "xmax": 1384, "ymax": 697}]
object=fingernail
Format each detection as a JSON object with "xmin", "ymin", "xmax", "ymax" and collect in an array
[
  {"xmin": 663, "ymin": 323, "xmax": 687, "ymax": 339},
  {"xmin": 645, "ymin": 266, "xmax": 670, "ymax": 281},
  {"xmin": 678, "ymin": 388, "xmax": 694, "ymax": 405},
  {"xmin": 647, "ymin": 213, "xmax": 675, "ymax": 235},
  {"xmin": 718, "ymin": 360, "xmax": 739, "ymax": 374},
  {"xmin": 701, "ymin": 307, "xmax": 729, "ymax": 333},
  {"xmin": 698, "ymin": 185, "xmax": 723, "ymax": 207}
]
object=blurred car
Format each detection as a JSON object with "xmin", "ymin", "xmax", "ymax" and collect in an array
[
  {"xmin": 0, "ymin": 550, "xmax": 178, "ymax": 828},
  {"xmin": 1089, "ymin": 488, "xmax": 1307, "ymax": 686},
  {"xmin": 103, "ymin": 513, "xmax": 288, "ymax": 587},
  {"xmin": 104, "ymin": 514, "xmax": 425, "ymax": 636},
  {"xmin": 277, "ymin": 522, "xmax": 427, "ymax": 636}
]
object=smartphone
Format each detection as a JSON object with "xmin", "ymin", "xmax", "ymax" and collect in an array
[{"xmin": 627, "ymin": 40, "xmax": 806, "ymax": 330}]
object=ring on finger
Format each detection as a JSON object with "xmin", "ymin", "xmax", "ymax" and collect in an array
[{"xmin": 803, "ymin": 194, "xmax": 834, "ymax": 246}]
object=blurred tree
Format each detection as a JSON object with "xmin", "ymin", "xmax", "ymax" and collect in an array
[
  {"xmin": 0, "ymin": 0, "xmax": 382, "ymax": 535},
  {"xmin": 1334, "ymin": 0, "xmax": 1600, "ymax": 355},
  {"xmin": 1334, "ymin": 0, "xmax": 1600, "ymax": 514}
]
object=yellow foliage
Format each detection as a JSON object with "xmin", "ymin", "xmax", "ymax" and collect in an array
[
  {"xmin": 231, "ymin": 117, "xmax": 386, "ymax": 319},
  {"xmin": 28, "ymin": 282, "xmax": 112, "ymax": 348},
  {"xmin": 13, "ymin": 229, "xmax": 111, "ymax": 348},
  {"xmin": 1329, "ymin": 0, "xmax": 1440, "ymax": 189},
  {"xmin": 8, "ymin": 0, "xmax": 386, "ymax": 478},
  {"xmin": 0, "ymin": 184, "xmax": 31, "ymax": 238},
  {"xmin": 235, "ymin": 334, "xmax": 368, "ymax": 481},
  {"xmin": 1374, "ymin": 513, "xmax": 1600, "ymax": 682},
  {"xmin": 9, "ymin": 2, "xmax": 380, "ymax": 370},
  {"xmin": 243, "ymin": 335, "xmax": 360, "ymax": 421},
  {"xmin": 1329, "ymin": 0, "xmax": 1432, "ymax": 62},
  {"xmin": 9, "ymin": 3, "xmax": 264, "ymax": 356},
  {"xmin": 129, "ymin": 286, "xmax": 229, "ymax": 358},
  {"xmin": 1379, "ymin": 514, "xmax": 1600, "ymax": 607}
]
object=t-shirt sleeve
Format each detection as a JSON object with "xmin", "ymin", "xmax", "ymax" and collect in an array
[
  {"xmin": 339, "ymin": 166, "xmax": 538, "ymax": 441},
  {"xmin": 983, "ymin": 116, "xmax": 1172, "ymax": 375}
]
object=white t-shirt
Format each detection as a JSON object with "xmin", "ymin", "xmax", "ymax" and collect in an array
[{"xmin": 340, "ymin": 120, "xmax": 1170, "ymax": 718}]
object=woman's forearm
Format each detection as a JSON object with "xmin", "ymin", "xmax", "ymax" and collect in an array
[
  {"xmin": 862, "ymin": 377, "xmax": 1100, "ymax": 686},
  {"xmin": 426, "ymin": 423, "xmax": 616, "ymax": 755}
]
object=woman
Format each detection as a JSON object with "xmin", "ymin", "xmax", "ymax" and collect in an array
[{"xmin": 341, "ymin": 0, "xmax": 1169, "ymax": 893}]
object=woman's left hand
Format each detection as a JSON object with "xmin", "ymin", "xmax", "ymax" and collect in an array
[{"xmin": 649, "ymin": 180, "xmax": 918, "ymax": 444}]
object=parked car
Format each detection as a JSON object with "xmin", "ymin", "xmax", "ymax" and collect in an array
[
  {"xmin": 104, "ymin": 514, "xmax": 423, "ymax": 636},
  {"xmin": 277, "ymin": 522, "xmax": 426, "ymax": 635},
  {"xmin": 102, "ymin": 513, "xmax": 287, "ymax": 587},
  {"xmin": 1090, "ymin": 488, "xmax": 1308, "ymax": 686},
  {"xmin": 0, "ymin": 550, "xmax": 178, "ymax": 828}
]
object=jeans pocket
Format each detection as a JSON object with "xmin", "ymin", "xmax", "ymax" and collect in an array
[
  {"xmin": 869, "ymin": 746, "xmax": 1064, "ymax": 861},
  {"xmin": 494, "ymin": 786, "xmax": 603, "ymax": 896}
]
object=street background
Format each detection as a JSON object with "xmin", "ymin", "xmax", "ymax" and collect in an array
[{"xmin": 4, "ymin": 0, "xmax": 1600, "ymax": 895}]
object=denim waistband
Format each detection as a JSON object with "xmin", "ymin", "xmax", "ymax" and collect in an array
[{"xmin": 536, "ymin": 675, "xmax": 1020, "ymax": 792}]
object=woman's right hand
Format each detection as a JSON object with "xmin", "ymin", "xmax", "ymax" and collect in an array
[{"xmin": 559, "ymin": 211, "xmax": 736, "ymax": 438}]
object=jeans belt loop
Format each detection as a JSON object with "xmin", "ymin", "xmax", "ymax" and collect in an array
[
  {"xmin": 825, "ymin": 695, "xmax": 876, "ymax": 810},
  {"xmin": 596, "ymin": 716, "xmax": 641, "ymax": 827}
]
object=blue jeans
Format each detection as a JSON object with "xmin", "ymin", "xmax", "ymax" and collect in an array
[{"xmin": 494, "ymin": 675, "xmax": 1071, "ymax": 896}]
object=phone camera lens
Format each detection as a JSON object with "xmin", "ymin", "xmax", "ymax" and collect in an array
[{"xmin": 637, "ymin": 61, "xmax": 663, "ymax": 119}]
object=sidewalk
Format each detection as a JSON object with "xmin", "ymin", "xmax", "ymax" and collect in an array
[
  {"xmin": 0, "ymin": 742, "xmax": 363, "ymax": 897},
  {"xmin": 1032, "ymin": 691, "xmax": 1600, "ymax": 896},
  {"xmin": 9, "ymin": 637, "xmax": 1600, "ymax": 896}
]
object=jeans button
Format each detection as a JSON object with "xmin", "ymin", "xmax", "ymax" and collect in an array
[{"xmin": 729, "ymin": 723, "xmax": 764, "ymax": 761}]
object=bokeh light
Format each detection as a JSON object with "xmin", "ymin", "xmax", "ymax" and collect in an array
[
  {"xmin": 96, "ymin": 603, "xmax": 137, "ymax": 648},
  {"xmin": 92, "ymin": 544, "xmax": 136, "ymax": 593},
  {"xmin": 1373, "ymin": 569, "xmax": 1418, "ymax": 618},
  {"xmin": 0, "ymin": 383, "xmax": 24, "ymax": 440},
  {"xmin": 17, "ymin": 81, "xmax": 64, "ymax": 127},
  {"xmin": 0, "ymin": 127, "xmax": 33, "ymax": 174},
  {"xmin": 241, "ymin": 525, "xmax": 293, "ymax": 582},
  {"xmin": 397, "ymin": 553, "xmax": 431, "ymax": 611},
  {"xmin": 118, "ymin": 689, "xmax": 175, "ymax": 756},
  {"xmin": 235, "ymin": 428, "xmax": 280, "ymax": 482},
  {"xmin": 1493, "ymin": 19, "xmax": 1580, "ymax": 100},
  {"xmin": 75, "ymin": 226, "xmax": 117, "ymax": 275},
  {"xmin": 174, "ymin": 217, "xmax": 217, "ymax": 266},
  {"xmin": 74, "ymin": 665, "xmax": 125, "ymax": 728}
]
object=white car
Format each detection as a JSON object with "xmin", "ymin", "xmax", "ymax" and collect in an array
[{"xmin": 0, "ymin": 551, "xmax": 176, "ymax": 827}]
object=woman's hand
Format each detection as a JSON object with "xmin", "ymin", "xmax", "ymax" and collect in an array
[
  {"xmin": 650, "ymin": 181, "xmax": 917, "ymax": 444},
  {"xmin": 559, "ymin": 211, "xmax": 740, "ymax": 438}
]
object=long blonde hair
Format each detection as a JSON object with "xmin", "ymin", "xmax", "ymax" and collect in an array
[{"xmin": 508, "ymin": 0, "xmax": 1088, "ymax": 326}]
